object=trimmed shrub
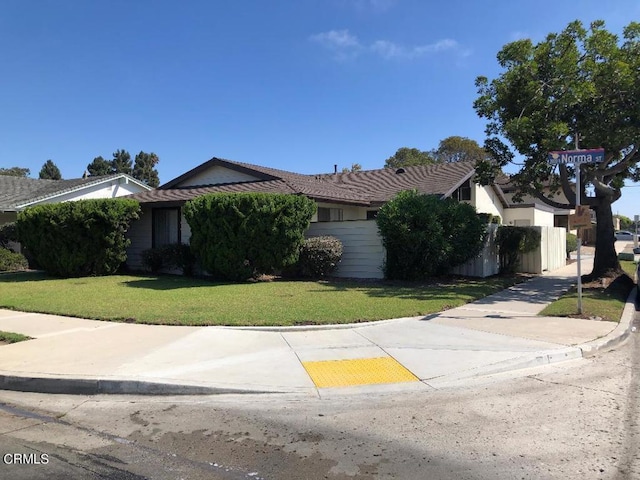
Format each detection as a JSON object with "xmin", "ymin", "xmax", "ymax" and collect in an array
[
  {"xmin": 141, "ymin": 247, "xmax": 165, "ymax": 274},
  {"xmin": 142, "ymin": 243, "xmax": 196, "ymax": 275},
  {"xmin": 495, "ymin": 226, "xmax": 541, "ymax": 273},
  {"xmin": 298, "ymin": 236, "xmax": 343, "ymax": 277},
  {"xmin": 184, "ymin": 193, "xmax": 316, "ymax": 281},
  {"xmin": 566, "ymin": 232, "xmax": 577, "ymax": 259},
  {"xmin": 0, "ymin": 248, "xmax": 28, "ymax": 272},
  {"xmin": 0, "ymin": 222, "xmax": 18, "ymax": 250},
  {"xmin": 16, "ymin": 199, "xmax": 140, "ymax": 277},
  {"xmin": 376, "ymin": 190, "xmax": 487, "ymax": 280}
]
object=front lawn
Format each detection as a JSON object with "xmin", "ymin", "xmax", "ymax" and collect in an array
[
  {"xmin": 539, "ymin": 260, "xmax": 637, "ymax": 322},
  {"xmin": 0, "ymin": 272, "xmax": 525, "ymax": 326}
]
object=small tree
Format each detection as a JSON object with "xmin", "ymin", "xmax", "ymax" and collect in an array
[
  {"xmin": 184, "ymin": 193, "xmax": 316, "ymax": 281},
  {"xmin": 39, "ymin": 159, "xmax": 62, "ymax": 180}
]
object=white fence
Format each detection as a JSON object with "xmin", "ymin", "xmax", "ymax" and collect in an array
[
  {"xmin": 307, "ymin": 222, "xmax": 566, "ymax": 279},
  {"xmin": 518, "ymin": 226, "xmax": 566, "ymax": 274},
  {"xmin": 451, "ymin": 225, "xmax": 566, "ymax": 277},
  {"xmin": 306, "ymin": 220, "xmax": 385, "ymax": 279}
]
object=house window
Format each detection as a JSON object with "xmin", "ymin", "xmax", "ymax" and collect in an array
[
  {"xmin": 366, "ymin": 210, "xmax": 378, "ymax": 220},
  {"xmin": 317, "ymin": 207, "xmax": 343, "ymax": 222},
  {"xmin": 152, "ymin": 208, "xmax": 180, "ymax": 247},
  {"xmin": 453, "ymin": 180, "xmax": 472, "ymax": 201}
]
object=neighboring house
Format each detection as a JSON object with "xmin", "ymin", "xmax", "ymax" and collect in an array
[
  {"xmin": 125, "ymin": 157, "xmax": 558, "ymax": 277},
  {"xmin": 0, "ymin": 174, "xmax": 153, "ymax": 228}
]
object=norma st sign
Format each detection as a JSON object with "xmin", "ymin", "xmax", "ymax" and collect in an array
[{"xmin": 547, "ymin": 148, "xmax": 605, "ymax": 165}]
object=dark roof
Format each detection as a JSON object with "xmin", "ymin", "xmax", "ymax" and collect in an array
[
  {"xmin": 0, "ymin": 174, "xmax": 147, "ymax": 211},
  {"xmin": 320, "ymin": 162, "xmax": 476, "ymax": 204},
  {"xmin": 128, "ymin": 157, "xmax": 477, "ymax": 206}
]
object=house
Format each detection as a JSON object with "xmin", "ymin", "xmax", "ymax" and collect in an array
[
  {"xmin": 125, "ymin": 157, "xmax": 560, "ymax": 278},
  {"xmin": 0, "ymin": 173, "xmax": 153, "ymax": 228}
]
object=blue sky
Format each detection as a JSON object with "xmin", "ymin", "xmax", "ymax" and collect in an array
[{"xmin": 1, "ymin": 0, "xmax": 639, "ymax": 219}]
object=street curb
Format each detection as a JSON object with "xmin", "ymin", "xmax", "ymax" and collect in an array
[
  {"xmin": 0, "ymin": 374, "xmax": 277, "ymax": 396},
  {"xmin": 579, "ymin": 286, "xmax": 638, "ymax": 357},
  {"xmin": 424, "ymin": 346, "xmax": 584, "ymax": 387}
]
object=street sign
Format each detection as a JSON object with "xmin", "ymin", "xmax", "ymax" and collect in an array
[{"xmin": 547, "ymin": 148, "xmax": 605, "ymax": 165}]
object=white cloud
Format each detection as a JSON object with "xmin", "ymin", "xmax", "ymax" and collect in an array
[
  {"xmin": 372, "ymin": 38, "xmax": 459, "ymax": 59},
  {"xmin": 311, "ymin": 30, "xmax": 464, "ymax": 61},
  {"xmin": 309, "ymin": 29, "xmax": 362, "ymax": 49}
]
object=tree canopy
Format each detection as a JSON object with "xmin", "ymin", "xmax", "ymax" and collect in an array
[
  {"xmin": 111, "ymin": 149, "xmax": 132, "ymax": 175},
  {"xmin": 87, "ymin": 149, "xmax": 160, "ymax": 186},
  {"xmin": 0, "ymin": 167, "xmax": 30, "ymax": 177},
  {"xmin": 87, "ymin": 156, "xmax": 112, "ymax": 176},
  {"xmin": 384, "ymin": 147, "xmax": 435, "ymax": 169},
  {"xmin": 39, "ymin": 160, "xmax": 62, "ymax": 180},
  {"xmin": 432, "ymin": 136, "xmax": 487, "ymax": 164},
  {"xmin": 474, "ymin": 20, "xmax": 640, "ymax": 279},
  {"xmin": 133, "ymin": 151, "xmax": 161, "ymax": 187}
]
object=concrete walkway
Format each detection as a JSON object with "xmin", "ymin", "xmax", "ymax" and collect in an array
[{"xmin": 0, "ymin": 256, "xmax": 636, "ymax": 397}]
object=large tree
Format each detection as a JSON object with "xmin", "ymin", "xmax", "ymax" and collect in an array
[
  {"xmin": 38, "ymin": 159, "xmax": 62, "ymax": 180},
  {"xmin": 432, "ymin": 136, "xmax": 488, "ymax": 164},
  {"xmin": 474, "ymin": 20, "xmax": 640, "ymax": 279},
  {"xmin": 384, "ymin": 147, "xmax": 435, "ymax": 169},
  {"xmin": 86, "ymin": 156, "xmax": 112, "ymax": 176},
  {"xmin": 133, "ymin": 151, "xmax": 160, "ymax": 187},
  {"xmin": 0, "ymin": 167, "xmax": 30, "ymax": 177},
  {"xmin": 111, "ymin": 149, "xmax": 132, "ymax": 175}
]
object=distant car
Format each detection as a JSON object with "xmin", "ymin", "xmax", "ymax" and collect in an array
[{"xmin": 614, "ymin": 230, "xmax": 637, "ymax": 241}]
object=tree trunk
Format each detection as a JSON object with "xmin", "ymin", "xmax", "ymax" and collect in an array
[{"xmin": 589, "ymin": 193, "xmax": 622, "ymax": 280}]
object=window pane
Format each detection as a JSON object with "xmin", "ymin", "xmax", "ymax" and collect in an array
[{"xmin": 153, "ymin": 209, "xmax": 179, "ymax": 246}]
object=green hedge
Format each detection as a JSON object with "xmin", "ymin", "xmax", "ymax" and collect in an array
[
  {"xmin": 184, "ymin": 193, "xmax": 316, "ymax": 281},
  {"xmin": 16, "ymin": 199, "xmax": 140, "ymax": 277},
  {"xmin": 376, "ymin": 190, "xmax": 487, "ymax": 280}
]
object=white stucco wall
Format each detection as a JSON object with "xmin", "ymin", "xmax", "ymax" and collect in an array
[
  {"xmin": 472, "ymin": 185, "xmax": 504, "ymax": 220},
  {"xmin": 503, "ymin": 205, "xmax": 555, "ymax": 227}
]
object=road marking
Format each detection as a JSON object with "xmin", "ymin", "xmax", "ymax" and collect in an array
[{"xmin": 302, "ymin": 356, "xmax": 418, "ymax": 388}]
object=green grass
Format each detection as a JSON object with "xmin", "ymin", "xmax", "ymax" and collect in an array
[
  {"xmin": 539, "ymin": 260, "xmax": 637, "ymax": 322},
  {"xmin": 0, "ymin": 330, "xmax": 31, "ymax": 344},
  {"xmin": 0, "ymin": 272, "xmax": 525, "ymax": 326}
]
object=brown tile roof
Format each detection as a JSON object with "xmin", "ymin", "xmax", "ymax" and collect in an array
[{"xmin": 128, "ymin": 157, "xmax": 476, "ymax": 206}]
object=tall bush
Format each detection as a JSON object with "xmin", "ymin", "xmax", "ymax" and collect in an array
[
  {"xmin": 495, "ymin": 226, "xmax": 541, "ymax": 273},
  {"xmin": 376, "ymin": 190, "xmax": 487, "ymax": 280},
  {"xmin": 16, "ymin": 199, "xmax": 140, "ymax": 277},
  {"xmin": 184, "ymin": 193, "xmax": 316, "ymax": 281}
]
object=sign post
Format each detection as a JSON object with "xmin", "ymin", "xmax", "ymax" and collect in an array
[{"xmin": 548, "ymin": 148, "xmax": 605, "ymax": 315}]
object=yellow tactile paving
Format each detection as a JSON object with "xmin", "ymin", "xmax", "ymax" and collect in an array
[{"xmin": 302, "ymin": 356, "xmax": 419, "ymax": 388}]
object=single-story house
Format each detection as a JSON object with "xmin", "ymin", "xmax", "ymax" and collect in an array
[
  {"xmin": 125, "ymin": 157, "xmax": 561, "ymax": 278},
  {"xmin": 0, "ymin": 173, "xmax": 153, "ymax": 228}
]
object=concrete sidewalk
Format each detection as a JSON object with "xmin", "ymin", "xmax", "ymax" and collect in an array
[{"xmin": 0, "ymin": 257, "xmax": 636, "ymax": 397}]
